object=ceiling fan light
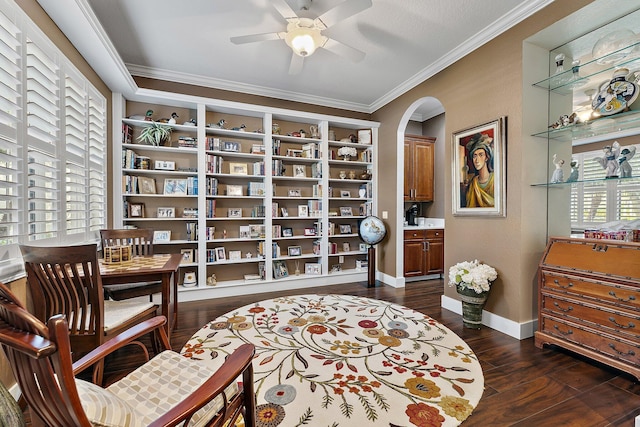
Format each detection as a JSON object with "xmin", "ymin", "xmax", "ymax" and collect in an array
[{"xmin": 285, "ymin": 27, "xmax": 321, "ymax": 57}]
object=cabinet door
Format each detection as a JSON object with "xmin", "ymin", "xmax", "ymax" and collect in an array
[
  {"xmin": 426, "ymin": 239, "xmax": 444, "ymax": 274},
  {"xmin": 404, "ymin": 239, "xmax": 426, "ymax": 277},
  {"xmin": 412, "ymin": 141, "xmax": 434, "ymax": 201},
  {"xmin": 404, "ymin": 141, "xmax": 412, "ymax": 200}
]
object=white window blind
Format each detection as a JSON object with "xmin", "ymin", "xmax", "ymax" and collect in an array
[
  {"xmin": 0, "ymin": 0, "xmax": 106, "ymax": 282},
  {"xmin": 570, "ymin": 149, "xmax": 640, "ymax": 230}
]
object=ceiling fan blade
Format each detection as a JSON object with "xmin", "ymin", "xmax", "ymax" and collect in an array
[
  {"xmin": 322, "ymin": 38, "xmax": 366, "ymax": 62},
  {"xmin": 289, "ymin": 53, "xmax": 304, "ymax": 75},
  {"xmin": 315, "ymin": 0, "xmax": 372, "ymax": 29},
  {"xmin": 272, "ymin": 0, "xmax": 299, "ymax": 21},
  {"xmin": 230, "ymin": 32, "xmax": 284, "ymax": 45}
]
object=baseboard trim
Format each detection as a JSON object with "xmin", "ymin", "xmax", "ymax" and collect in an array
[
  {"xmin": 378, "ymin": 272, "xmax": 405, "ymax": 288},
  {"xmin": 441, "ymin": 295, "xmax": 537, "ymax": 340}
]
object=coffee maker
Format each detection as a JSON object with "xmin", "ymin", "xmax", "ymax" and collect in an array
[{"xmin": 405, "ymin": 203, "xmax": 419, "ymax": 226}]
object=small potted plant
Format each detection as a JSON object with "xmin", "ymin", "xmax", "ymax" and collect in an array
[
  {"xmin": 137, "ymin": 123, "xmax": 173, "ymax": 146},
  {"xmin": 449, "ymin": 260, "xmax": 498, "ymax": 329}
]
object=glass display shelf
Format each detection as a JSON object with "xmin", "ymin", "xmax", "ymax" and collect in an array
[
  {"xmin": 532, "ymin": 39, "xmax": 640, "ymax": 93},
  {"xmin": 532, "ymin": 110, "xmax": 640, "ymax": 142},
  {"xmin": 531, "ymin": 175, "xmax": 640, "ymax": 187}
]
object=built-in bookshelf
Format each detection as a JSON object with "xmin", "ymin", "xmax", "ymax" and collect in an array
[{"xmin": 113, "ymin": 90, "xmax": 378, "ymax": 300}]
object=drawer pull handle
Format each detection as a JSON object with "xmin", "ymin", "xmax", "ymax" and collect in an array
[
  {"xmin": 553, "ymin": 279, "xmax": 573, "ymax": 289},
  {"xmin": 608, "ymin": 291, "xmax": 636, "ymax": 302},
  {"xmin": 553, "ymin": 324, "xmax": 573, "ymax": 335},
  {"xmin": 608, "ymin": 343, "xmax": 635, "ymax": 356},
  {"xmin": 609, "ymin": 317, "xmax": 635, "ymax": 329},
  {"xmin": 552, "ymin": 301, "xmax": 573, "ymax": 313}
]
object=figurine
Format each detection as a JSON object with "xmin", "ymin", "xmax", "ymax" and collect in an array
[
  {"xmin": 206, "ymin": 274, "xmax": 217, "ymax": 286},
  {"xmin": 231, "ymin": 124, "xmax": 246, "ymax": 131},
  {"xmin": 299, "ymin": 129, "xmax": 306, "ymax": 138},
  {"xmin": 566, "ymin": 159, "xmax": 579, "ymax": 182},
  {"xmin": 550, "ymin": 154, "xmax": 564, "ymax": 183},
  {"xmin": 594, "ymin": 141, "xmax": 621, "ymax": 178},
  {"xmin": 210, "ymin": 119, "xmax": 226, "ymax": 129},
  {"xmin": 309, "ymin": 125, "xmax": 319, "ymax": 138},
  {"xmin": 246, "ymin": 252, "xmax": 252, "ymax": 259},
  {"xmin": 183, "ymin": 118, "xmax": 196, "ymax": 126},
  {"xmin": 144, "ymin": 109, "xmax": 153, "ymax": 121},
  {"xmin": 618, "ymin": 146, "xmax": 637, "ymax": 178},
  {"xmin": 168, "ymin": 112, "xmax": 178, "ymax": 125}
]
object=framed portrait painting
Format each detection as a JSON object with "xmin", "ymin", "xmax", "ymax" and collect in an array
[{"xmin": 452, "ymin": 117, "xmax": 506, "ymax": 217}]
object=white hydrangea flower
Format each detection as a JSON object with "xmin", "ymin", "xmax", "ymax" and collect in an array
[{"xmin": 448, "ymin": 260, "xmax": 498, "ymax": 294}]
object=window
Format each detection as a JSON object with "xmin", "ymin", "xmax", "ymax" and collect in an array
[
  {"xmin": 570, "ymin": 148, "xmax": 640, "ymax": 230},
  {"xmin": 0, "ymin": 1, "xmax": 106, "ymax": 282}
]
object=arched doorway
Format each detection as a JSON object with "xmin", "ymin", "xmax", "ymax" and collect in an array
[{"xmin": 395, "ymin": 97, "xmax": 445, "ymax": 281}]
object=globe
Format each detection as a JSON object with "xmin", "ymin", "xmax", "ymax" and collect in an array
[{"xmin": 359, "ymin": 216, "xmax": 387, "ymax": 245}]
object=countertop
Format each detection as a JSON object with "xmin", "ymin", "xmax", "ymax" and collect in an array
[{"xmin": 404, "ymin": 218, "xmax": 445, "ymax": 230}]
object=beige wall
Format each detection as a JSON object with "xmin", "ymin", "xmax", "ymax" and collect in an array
[{"xmin": 372, "ymin": 0, "xmax": 594, "ymax": 324}]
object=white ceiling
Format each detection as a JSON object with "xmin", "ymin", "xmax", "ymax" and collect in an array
[{"xmin": 37, "ymin": 0, "xmax": 552, "ymax": 116}]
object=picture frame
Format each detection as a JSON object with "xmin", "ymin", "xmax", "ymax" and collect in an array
[
  {"xmin": 304, "ymin": 227, "xmax": 316, "ymax": 236},
  {"xmin": 215, "ymin": 247, "xmax": 226, "ymax": 261},
  {"xmin": 138, "ymin": 177, "xmax": 156, "ymax": 194},
  {"xmin": 288, "ymin": 188, "xmax": 301, "ymax": 197},
  {"xmin": 359, "ymin": 243, "xmax": 368, "ymax": 252},
  {"xmin": 293, "ymin": 164, "xmax": 306, "ymax": 178},
  {"xmin": 226, "ymin": 184, "xmax": 243, "ymax": 196},
  {"xmin": 281, "ymin": 207, "xmax": 289, "ymax": 217},
  {"xmin": 157, "ymin": 207, "xmax": 175, "ymax": 218},
  {"xmin": 340, "ymin": 190, "xmax": 351, "ymax": 198},
  {"xmin": 358, "ymin": 129, "xmax": 372, "ymax": 145},
  {"xmin": 239, "ymin": 225, "xmax": 250, "ymax": 238},
  {"xmin": 273, "ymin": 260, "xmax": 289, "ymax": 279},
  {"xmin": 180, "ymin": 248, "xmax": 193, "ymax": 264},
  {"xmin": 339, "ymin": 224, "xmax": 352, "ymax": 234},
  {"xmin": 154, "ymin": 160, "xmax": 175, "ymax": 170},
  {"xmin": 222, "ymin": 141, "xmax": 240, "ymax": 152},
  {"xmin": 452, "ymin": 117, "xmax": 506, "ymax": 217},
  {"xmin": 305, "ymin": 263, "xmax": 322, "ymax": 275},
  {"xmin": 228, "ymin": 208, "xmax": 242, "ymax": 218},
  {"xmin": 153, "ymin": 230, "xmax": 171, "ymax": 243},
  {"xmin": 343, "ymin": 242, "xmax": 350, "ymax": 252},
  {"xmin": 298, "ymin": 205, "xmax": 308, "ymax": 217},
  {"xmin": 249, "ymin": 224, "xmax": 265, "ymax": 238},
  {"xmin": 282, "ymin": 227, "xmax": 294, "ymax": 237},
  {"xmin": 287, "ymin": 246, "xmax": 301, "ymax": 256},
  {"xmin": 128, "ymin": 202, "xmax": 144, "ymax": 218},
  {"xmin": 228, "ymin": 250, "xmax": 242, "ymax": 261},
  {"xmin": 229, "ymin": 162, "xmax": 248, "ymax": 175},
  {"xmin": 339, "ymin": 206, "xmax": 353, "ymax": 216},
  {"xmin": 164, "ymin": 178, "xmax": 188, "ymax": 195}
]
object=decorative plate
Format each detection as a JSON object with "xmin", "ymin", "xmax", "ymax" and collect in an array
[{"xmin": 592, "ymin": 75, "xmax": 639, "ymax": 116}]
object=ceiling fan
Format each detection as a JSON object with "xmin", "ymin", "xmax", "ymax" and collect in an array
[{"xmin": 230, "ymin": 0, "xmax": 372, "ymax": 74}]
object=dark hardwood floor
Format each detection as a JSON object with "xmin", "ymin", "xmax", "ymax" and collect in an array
[{"xmin": 32, "ymin": 279, "xmax": 640, "ymax": 426}]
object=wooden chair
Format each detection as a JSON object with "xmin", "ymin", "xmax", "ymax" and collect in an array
[
  {"xmin": 0, "ymin": 282, "xmax": 256, "ymax": 427},
  {"xmin": 20, "ymin": 243, "xmax": 159, "ymax": 384},
  {"xmin": 100, "ymin": 228, "xmax": 162, "ymax": 301}
]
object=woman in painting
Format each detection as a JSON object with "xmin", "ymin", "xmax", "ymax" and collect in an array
[{"xmin": 465, "ymin": 133, "xmax": 494, "ymax": 208}]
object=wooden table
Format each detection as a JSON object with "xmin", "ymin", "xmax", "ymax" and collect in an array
[{"xmin": 99, "ymin": 253, "xmax": 182, "ymax": 341}]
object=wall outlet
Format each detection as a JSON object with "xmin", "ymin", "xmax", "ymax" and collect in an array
[{"xmin": 382, "ymin": 211, "xmax": 388, "ymax": 219}]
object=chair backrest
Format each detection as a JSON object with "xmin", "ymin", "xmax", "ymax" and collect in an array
[
  {"xmin": 20, "ymin": 243, "xmax": 105, "ymax": 355},
  {"xmin": 0, "ymin": 282, "xmax": 92, "ymax": 426},
  {"xmin": 100, "ymin": 229, "xmax": 154, "ymax": 256}
]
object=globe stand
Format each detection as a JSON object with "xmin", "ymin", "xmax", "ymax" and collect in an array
[{"xmin": 367, "ymin": 246, "xmax": 376, "ymax": 288}]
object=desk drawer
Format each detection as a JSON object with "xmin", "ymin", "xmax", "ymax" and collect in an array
[
  {"xmin": 541, "ymin": 293, "xmax": 640, "ymax": 340},
  {"xmin": 541, "ymin": 271, "xmax": 640, "ymax": 310},
  {"xmin": 540, "ymin": 315, "xmax": 640, "ymax": 366},
  {"xmin": 404, "ymin": 229, "xmax": 427, "ymax": 239}
]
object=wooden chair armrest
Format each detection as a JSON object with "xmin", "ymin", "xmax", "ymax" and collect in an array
[
  {"xmin": 73, "ymin": 316, "xmax": 170, "ymax": 375},
  {"xmin": 147, "ymin": 343, "xmax": 255, "ymax": 427}
]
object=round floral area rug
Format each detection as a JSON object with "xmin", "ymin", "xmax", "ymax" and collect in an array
[{"xmin": 181, "ymin": 294, "xmax": 484, "ymax": 427}]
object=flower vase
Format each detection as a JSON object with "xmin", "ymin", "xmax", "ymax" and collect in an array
[{"xmin": 457, "ymin": 285, "xmax": 490, "ymax": 329}]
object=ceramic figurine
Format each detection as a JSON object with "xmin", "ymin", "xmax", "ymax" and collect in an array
[
  {"xmin": 309, "ymin": 125, "xmax": 319, "ymax": 138},
  {"xmin": 168, "ymin": 112, "xmax": 178, "ymax": 125},
  {"xmin": 183, "ymin": 118, "xmax": 196, "ymax": 126},
  {"xmin": 550, "ymin": 154, "xmax": 564, "ymax": 183},
  {"xmin": 618, "ymin": 145, "xmax": 637, "ymax": 178},
  {"xmin": 210, "ymin": 119, "xmax": 226, "ymax": 129},
  {"xmin": 566, "ymin": 159, "xmax": 579, "ymax": 182},
  {"xmin": 206, "ymin": 274, "xmax": 217, "ymax": 286},
  {"xmin": 144, "ymin": 109, "xmax": 153, "ymax": 121},
  {"xmin": 594, "ymin": 141, "xmax": 621, "ymax": 178},
  {"xmin": 231, "ymin": 124, "xmax": 246, "ymax": 131}
]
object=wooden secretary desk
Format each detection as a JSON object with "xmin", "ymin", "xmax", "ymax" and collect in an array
[{"xmin": 535, "ymin": 236, "xmax": 640, "ymax": 380}]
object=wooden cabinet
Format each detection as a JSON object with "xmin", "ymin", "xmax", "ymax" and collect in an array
[
  {"xmin": 535, "ymin": 237, "xmax": 640, "ymax": 380},
  {"xmin": 403, "ymin": 229, "xmax": 444, "ymax": 277},
  {"xmin": 404, "ymin": 135, "xmax": 435, "ymax": 202}
]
